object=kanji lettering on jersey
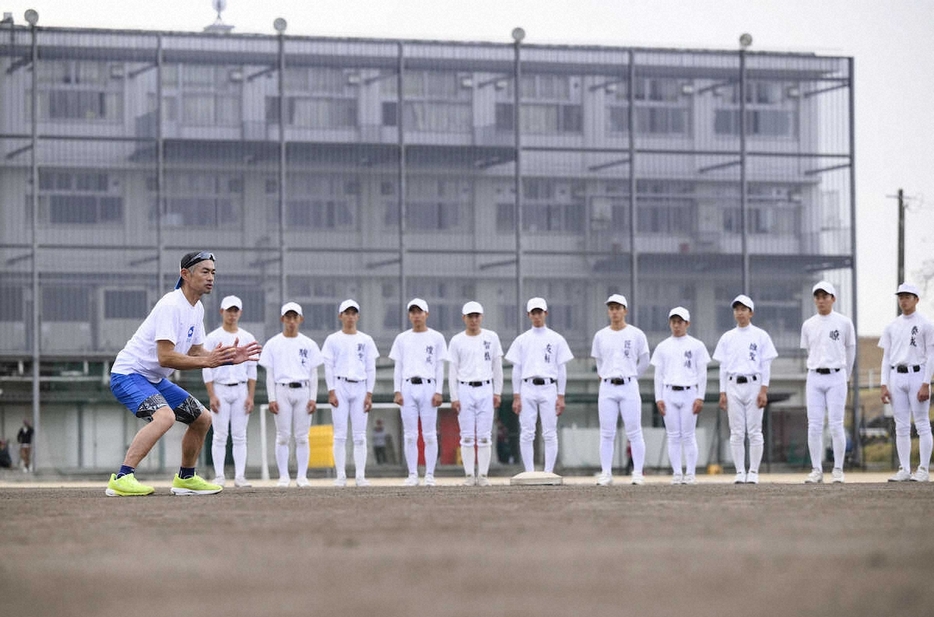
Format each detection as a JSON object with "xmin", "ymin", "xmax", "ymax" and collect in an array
[{"xmin": 830, "ymin": 330, "xmax": 840, "ymax": 341}]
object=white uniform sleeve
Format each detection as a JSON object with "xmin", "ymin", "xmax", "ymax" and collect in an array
[
  {"xmin": 511, "ymin": 362, "xmax": 522, "ymax": 395},
  {"xmin": 310, "ymin": 369, "xmax": 319, "ymax": 403},
  {"xmin": 636, "ymin": 334, "xmax": 650, "ymax": 379},
  {"xmin": 718, "ymin": 364, "xmax": 727, "ymax": 394},
  {"xmin": 393, "ymin": 360, "xmax": 403, "ymax": 393},
  {"xmin": 434, "ymin": 336, "xmax": 445, "ymax": 395},
  {"xmin": 448, "ymin": 347, "xmax": 460, "ymax": 403},
  {"xmin": 557, "ymin": 363, "xmax": 567, "ymax": 396},
  {"xmin": 324, "ymin": 362, "xmax": 335, "ymax": 391},
  {"xmin": 492, "ymin": 355, "xmax": 504, "ymax": 396},
  {"xmin": 266, "ymin": 371, "xmax": 277, "ymax": 403},
  {"xmin": 653, "ymin": 367, "xmax": 663, "ymax": 403},
  {"xmin": 695, "ymin": 350, "xmax": 709, "ymax": 401},
  {"xmin": 845, "ymin": 321, "xmax": 857, "ymax": 379},
  {"xmin": 203, "ymin": 366, "xmax": 214, "ymax": 384},
  {"xmin": 760, "ymin": 361, "xmax": 772, "ymax": 388},
  {"xmin": 924, "ymin": 322, "xmax": 934, "ymax": 384},
  {"xmin": 366, "ymin": 342, "xmax": 377, "ymax": 393}
]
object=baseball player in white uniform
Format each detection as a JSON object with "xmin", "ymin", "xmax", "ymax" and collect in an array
[
  {"xmin": 202, "ymin": 295, "xmax": 258, "ymax": 488},
  {"xmin": 879, "ymin": 283, "xmax": 934, "ymax": 483},
  {"xmin": 390, "ymin": 298, "xmax": 448, "ymax": 486},
  {"xmin": 322, "ymin": 299, "xmax": 380, "ymax": 487},
  {"xmin": 447, "ymin": 301, "xmax": 504, "ymax": 486},
  {"xmin": 651, "ymin": 306, "xmax": 710, "ymax": 485},
  {"xmin": 259, "ymin": 302, "xmax": 323, "ymax": 488},
  {"xmin": 712, "ymin": 294, "xmax": 778, "ymax": 484},
  {"xmin": 590, "ymin": 294, "xmax": 650, "ymax": 486},
  {"xmin": 800, "ymin": 281, "xmax": 856, "ymax": 484},
  {"xmin": 505, "ymin": 297, "xmax": 574, "ymax": 474}
]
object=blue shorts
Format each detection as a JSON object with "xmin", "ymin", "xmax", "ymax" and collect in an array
[{"xmin": 110, "ymin": 373, "xmax": 199, "ymax": 424}]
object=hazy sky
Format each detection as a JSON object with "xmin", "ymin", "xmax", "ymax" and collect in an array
[{"xmin": 6, "ymin": 0, "xmax": 932, "ymax": 335}]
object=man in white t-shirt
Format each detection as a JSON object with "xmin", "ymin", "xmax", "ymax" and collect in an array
[
  {"xmin": 322, "ymin": 299, "xmax": 379, "ymax": 487},
  {"xmin": 389, "ymin": 298, "xmax": 447, "ymax": 487},
  {"xmin": 259, "ymin": 302, "xmax": 323, "ymax": 488},
  {"xmin": 712, "ymin": 294, "xmax": 777, "ymax": 485},
  {"xmin": 591, "ymin": 294, "xmax": 650, "ymax": 487},
  {"xmin": 202, "ymin": 295, "xmax": 258, "ymax": 488},
  {"xmin": 448, "ymin": 301, "xmax": 504, "ymax": 486},
  {"xmin": 505, "ymin": 297, "xmax": 574, "ymax": 474},
  {"xmin": 879, "ymin": 283, "xmax": 934, "ymax": 483},
  {"xmin": 800, "ymin": 281, "xmax": 856, "ymax": 484},
  {"xmin": 107, "ymin": 251, "xmax": 262, "ymax": 497}
]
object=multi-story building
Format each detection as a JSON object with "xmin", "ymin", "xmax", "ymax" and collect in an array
[{"xmin": 0, "ymin": 18, "xmax": 856, "ymax": 472}]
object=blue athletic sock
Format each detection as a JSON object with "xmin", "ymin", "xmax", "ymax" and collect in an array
[
  {"xmin": 178, "ymin": 466, "xmax": 195, "ymax": 479},
  {"xmin": 116, "ymin": 465, "xmax": 135, "ymax": 479}
]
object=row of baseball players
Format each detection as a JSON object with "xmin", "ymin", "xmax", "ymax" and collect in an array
[{"xmin": 103, "ymin": 251, "xmax": 933, "ymax": 496}]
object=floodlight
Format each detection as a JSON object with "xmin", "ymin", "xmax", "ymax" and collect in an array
[
  {"xmin": 511, "ymin": 27, "xmax": 525, "ymax": 43},
  {"xmin": 273, "ymin": 17, "xmax": 287, "ymax": 33},
  {"xmin": 24, "ymin": 9, "xmax": 38, "ymax": 26},
  {"xmin": 739, "ymin": 33, "xmax": 752, "ymax": 49}
]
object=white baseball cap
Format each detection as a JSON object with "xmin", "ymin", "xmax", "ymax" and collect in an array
[
  {"xmin": 526, "ymin": 297, "xmax": 548, "ymax": 312},
  {"xmin": 669, "ymin": 306, "xmax": 690, "ymax": 322},
  {"xmin": 220, "ymin": 295, "xmax": 242, "ymax": 310},
  {"xmin": 812, "ymin": 281, "xmax": 836, "ymax": 297},
  {"xmin": 731, "ymin": 294, "xmax": 754, "ymax": 311},
  {"xmin": 896, "ymin": 283, "xmax": 920, "ymax": 297},
  {"xmin": 281, "ymin": 301, "xmax": 303, "ymax": 316},
  {"xmin": 462, "ymin": 301, "xmax": 484, "ymax": 315},
  {"xmin": 605, "ymin": 294, "xmax": 628, "ymax": 307},
  {"xmin": 339, "ymin": 299, "xmax": 360, "ymax": 313},
  {"xmin": 407, "ymin": 298, "xmax": 428, "ymax": 312}
]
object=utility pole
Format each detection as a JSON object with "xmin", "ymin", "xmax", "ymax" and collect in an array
[{"xmin": 896, "ymin": 188, "xmax": 905, "ymax": 315}]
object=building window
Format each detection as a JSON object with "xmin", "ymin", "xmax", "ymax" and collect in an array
[
  {"xmin": 496, "ymin": 73, "xmax": 583, "ymax": 134},
  {"xmin": 635, "ymin": 181, "xmax": 695, "ymax": 234},
  {"xmin": 281, "ymin": 175, "xmax": 359, "ymax": 230},
  {"xmin": 288, "ymin": 277, "xmax": 356, "ymax": 331},
  {"xmin": 722, "ymin": 185, "xmax": 802, "ymax": 235},
  {"xmin": 153, "ymin": 172, "xmax": 243, "ymax": 228},
  {"xmin": 631, "ymin": 78, "xmax": 691, "ymax": 136},
  {"xmin": 43, "ymin": 287, "xmax": 90, "ymax": 322},
  {"xmin": 0, "ymin": 286, "xmax": 24, "ymax": 321},
  {"xmin": 714, "ymin": 81, "xmax": 798, "ymax": 138},
  {"xmin": 104, "ymin": 290, "xmax": 148, "ymax": 319},
  {"xmin": 36, "ymin": 60, "xmax": 123, "ymax": 122},
  {"xmin": 495, "ymin": 179, "xmax": 586, "ymax": 234},
  {"xmin": 383, "ymin": 177, "xmax": 473, "ymax": 232},
  {"xmin": 160, "ymin": 64, "xmax": 241, "ymax": 126},
  {"xmin": 381, "ymin": 70, "xmax": 472, "ymax": 132},
  {"xmin": 266, "ymin": 68, "xmax": 359, "ymax": 128},
  {"xmin": 36, "ymin": 170, "xmax": 123, "ymax": 225}
]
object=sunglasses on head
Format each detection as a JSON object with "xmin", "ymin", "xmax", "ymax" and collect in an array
[{"xmin": 181, "ymin": 251, "xmax": 215, "ymax": 270}]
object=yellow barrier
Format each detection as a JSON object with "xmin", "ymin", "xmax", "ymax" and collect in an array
[{"xmin": 308, "ymin": 424, "xmax": 335, "ymax": 469}]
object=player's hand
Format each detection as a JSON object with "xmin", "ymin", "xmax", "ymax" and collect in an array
[
  {"xmin": 393, "ymin": 392, "xmax": 403, "ymax": 406},
  {"xmin": 268, "ymin": 401, "xmax": 279, "ymax": 415},
  {"xmin": 209, "ymin": 395, "xmax": 220, "ymax": 413},
  {"xmin": 206, "ymin": 342, "xmax": 235, "ymax": 368},
  {"xmin": 556, "ymin": 394, "xmax": 566, "ymax": 417},
  {"xmin": 718, "ymin": 393, "xmax": 727, "ymax": 411},
  {"xmin": 918, "ymin": 383, "xmax": 930, "ymax": 403},
  {"xmin": 692, "ymin": 398, "xmax": 703, "ymax": 415},
  {"xmin": 512, "ymin": 395, "xmax": 522, "ymax": 415},
  {"xmin": 451, "ymin": 401, "xmax": 461, "ymax": 414},
  {"xmin": 431, "ymin": 393, "xmax": 443, "ymax": 408},
  {"xmin": 756, "ymin": 388, "xmax": 768, "ymax": 410},
  {"xmin": 307, "ymin": 400, "xmax": 317, "ymax": 414},
  {"xmin": 232, "ymin": 340, "xmax": 262, "ymax": 364},
  {"xmin": 493, "ymin": 394, "xmax": 502, "ymax": 409},
  {"xmin": 364, "ymin": 393, "xmax": 373, "ymax": 413},
  {"xmin": 245, "ymin": 399, "xmax": 254, "ymax": 414},
  {"xmin": 328, "ymin": 390, "xmax": 339, "ymax": 407},
  {"xmin": 880, "ymin": 385, "xmax": 891, "ymax": 404},
  {"xmin": 656, "ymin": 401, "xmax": 666, "ymax": 416}
]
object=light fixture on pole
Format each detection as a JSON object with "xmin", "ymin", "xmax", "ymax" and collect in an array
[
  {"xmin": 739, "ymin": 33, "xmax": 752, "ymax": 49},
  {"xmin": 24, "ymin": 8, "xmax": 38, "ymax": 26},
  {"xmin": 273, "ymin": 17, "xmax": 287, "ymax": 34},
  {"xmin": 511, "ymin": 27, "xmax": 525, "ymax": 43}
]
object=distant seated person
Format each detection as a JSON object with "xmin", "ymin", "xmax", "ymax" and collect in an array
[{"xmin": 0, "ymin": 439, "xmax": 12, "ymax": 469}]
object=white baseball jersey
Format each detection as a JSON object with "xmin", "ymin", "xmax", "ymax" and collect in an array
[
  {"xmin": 591, "ymin": 324, "xmax": 650, "ymax": 379},
  {"xmin": 389, "ymin": 329, "xmax": 447, "ymax": 394},
  {"xmin": 800, "ymin": 311, "xmax": 856, "ymax": 377},
  {"xmin": 650, "ymin": 335, "xmax": 711, "ymax": 402},
  {"xmin": 505, "ymin": 326, "xmax": 574, "ymax": 393},
  {"xmin": 447, "ymin": 329, "xmax": 504, "ymax": 402},
  {"xmin": 713, "ymin": 324, "xmax": 778, "ymax": 391},
  {"xmin": 202, "ymin": 327, "xmax": 258, "ymax": 384},
  {"xmin": 111, "ymin": 288, "xmax": 204, "ymax": 381},
  {"xmin": 321, "ymin": 331, "xmax": 379, "ymax": 391},
  {"xmin": 878, "ymin": 311, "xmax": 934, "ymax": 385},
  {"xmin": 259, "ymin": 333, "xmax": 323, "ymax": 400}
]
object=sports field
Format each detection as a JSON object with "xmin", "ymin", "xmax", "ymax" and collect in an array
[{"xmin": 1, "ymin": 473, "xmax": 932, "ymax": 617}]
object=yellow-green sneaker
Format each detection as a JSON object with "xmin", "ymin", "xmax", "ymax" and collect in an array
[
  {"xmin": 105, "ymin": 473, "xmax": 155, "ymax": 497},
  {"xmin": 170, "ymin": 474, "xmax": 223, "ymax": 496}
]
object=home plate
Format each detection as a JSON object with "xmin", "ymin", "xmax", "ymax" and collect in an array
[{"xmin": 510, "ymin": 471, "xmax": 563, "ymax": 486}]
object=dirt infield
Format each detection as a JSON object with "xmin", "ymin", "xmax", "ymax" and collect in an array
[{"xmin": 2, "ymin": 476, "xmax": 933, "ymax": 617}]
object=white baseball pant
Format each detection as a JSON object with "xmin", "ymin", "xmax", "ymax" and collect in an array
[
  {"xmin": 598, "ymin": 379, "xmax": 644, "ymax": 476},
  {"xmin": 400, "ymin": 379, "xmax": 439, "ymax": 477},
  {"xmin": 805, "ymin": 370, "xmax": 847, "ymax": 471},
  {"xmin": 888, "ymin": 369, "xmax": 933, "ymax": 471},
  {"xmin": 211, "ymin": 382, "xmax": 250, "ymax": 480},
  {"xmin": 331, "ymin": 378, "xmax": 369, "ymax": 481},
  {"xmin": 273, "ymin": 383, "xmax": 312, "ymax": 481},
  {"xmin": 519, "ymin": 380, "xmax": 559, "ymax": 473},
  {"xmin": 725, "ymin": 377, "xmax": 764, "ymax": 475},
  {"xmin": 661, "ymin": 385, "xmax": 699, "ymax": 476},
  {"xmin": 457, "ymin": 381, "xmax": 495, "ymax": 478}
]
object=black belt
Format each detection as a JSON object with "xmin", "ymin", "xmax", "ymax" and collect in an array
[
  {"xmin": 220, "ymin": 382, "xmax": 245, "ymax": 386},
  {"xmin": 732, "ymin": 375, "xmax": 758, "ymax": 384},
  {"xmin": 282, "ymin": 382, "xmax": 307, "ymax": 388},
  {"xmin": 894, "ymin": 365, "xmax": 922, "ymax": 374},
  {"xmin": 604, "ymin": 377, "xmax": 632, "ymax": 385},
  {"xmin": 814, "ymin": 368, "xmax": 840, "ymax": 375},
  {"xmin": 668, "ymin": 385, "xmax": 693, "ymax": 391},
  {"xmin": 526, "ymin": 377, "xmax": 556, "ymax": 386},
  {"xmin": 337, "ymin": 376, "xmax": 361, "ymax": 383},
  {"xmin": 461, "ymin": 380, "xmax": 491, "ymax": 387},
  {"xmin": 407, "ymin": 377, "xmax": 433, "ymax": 385}
]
